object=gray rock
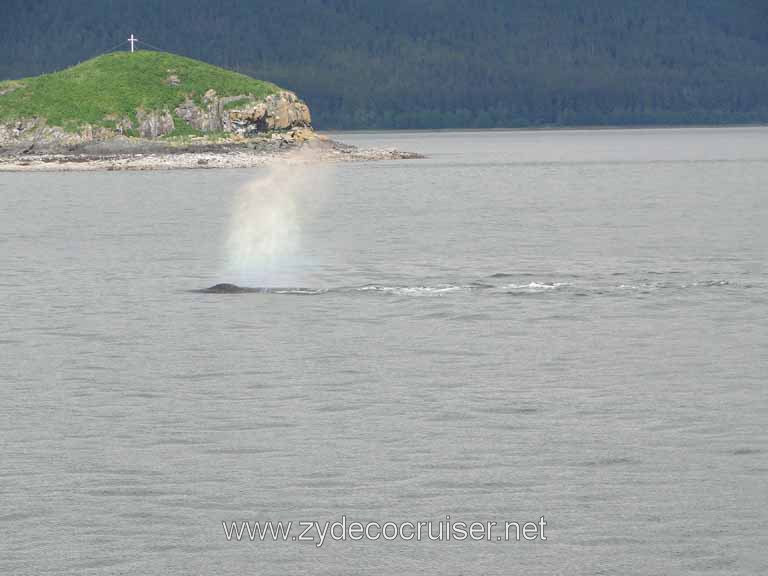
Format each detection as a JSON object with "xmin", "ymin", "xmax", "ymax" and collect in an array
[
  {"xmin": 135, "ymin": 108, "xmax": 175, "ymax": 138},
  {"xmin": 0, "ymin": 82, "xmax": 23, "ymax": 97},
  {"xmin": 174, "ymin": 90, "xmax": 312, "ymax": 137},
  {"xmin": 175, "ymin": 98, "xmax": 205, "ymax": 129},
  {"xmin": 228, "ymin": 91, "xmax": 311, "ymax": 135},
  {"xmin": 174, "ymin": 92, "xmax": 244, "ymax": 132},
  {"xmin": 1, "ymin": 89, "xmax": 313, "ymax": 148}
]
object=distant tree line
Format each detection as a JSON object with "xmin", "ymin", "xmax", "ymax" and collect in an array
[{"xmin": 3, "ymin": 0, "xmax": 768, "ymax": 129}]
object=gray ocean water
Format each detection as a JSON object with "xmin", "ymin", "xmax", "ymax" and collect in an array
[{"xmin": 1, "ymin": 128, "xmax": 767, "ymax": 575}]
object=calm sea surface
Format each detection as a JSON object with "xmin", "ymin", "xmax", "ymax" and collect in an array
[{"xmin": 1, "ymin": 128, "xmax": 766, "ymax": 575}]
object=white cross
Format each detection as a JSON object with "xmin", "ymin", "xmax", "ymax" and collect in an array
[{"xmin": 128, "ymin": 34, "xmax": 138, "ymax": 53}]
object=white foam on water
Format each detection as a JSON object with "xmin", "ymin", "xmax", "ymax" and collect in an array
[
  {"xmin": 499, "ymin": 282, "xmax": 569, "ymax": 292},
  {"xmin": 355, "ymin": 284, "xmax": 464, "ymax": 295}
]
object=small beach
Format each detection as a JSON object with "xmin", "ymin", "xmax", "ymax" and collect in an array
[{"xmin": 0, "ymin": 136, "xmax": 421, "ymax": 171}]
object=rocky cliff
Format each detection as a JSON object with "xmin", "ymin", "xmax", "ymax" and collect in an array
[
  {"xmin": 174, "ymin": 90, "xmax": 311, "ymax": 137},
  {"xmin": 1, "ymin": 89, "xmax": 312, "ymax": 147}
]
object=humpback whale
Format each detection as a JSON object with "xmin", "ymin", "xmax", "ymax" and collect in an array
[
  {"xmin": 196, "ymin": 283, "xmax": 322, "ymax": 294},
  {"xmin": 198, "ymin": 283, "xmax": 263, "ymax": 293}
]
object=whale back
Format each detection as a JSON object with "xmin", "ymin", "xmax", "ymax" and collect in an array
[{"xmin": 203, "ymin": 283, "xmax": 248, "ymax": 293}]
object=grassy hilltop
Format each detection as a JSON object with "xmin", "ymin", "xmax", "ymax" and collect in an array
[{"xmin": 0, "ymin": 51, "xmax": 282, "ymax": 134}]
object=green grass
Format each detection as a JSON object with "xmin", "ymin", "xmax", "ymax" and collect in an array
[
  {"xmin": 223, "ymin": 97, "xmax": 253, "ymax": 110},
  {"xmin": 0, "ymin": 50, "xmax": 281, "ymax": 131},
  {"xmin": 164, "ymin": 118, "xmax": 203, "ymax": 138}
]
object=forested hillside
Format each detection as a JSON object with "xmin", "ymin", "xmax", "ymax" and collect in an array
[{"xmin": 3, "ymin": 0, "xmax": 768, "ymax": 129}]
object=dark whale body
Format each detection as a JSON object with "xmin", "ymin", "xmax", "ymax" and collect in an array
[
  {"xmin": 194, "ymin": 283, "xmax": 326, "ymax": 295},
  {"xmin": 198, "ymin": 283, "xmax": 265, "ymax": 293}
]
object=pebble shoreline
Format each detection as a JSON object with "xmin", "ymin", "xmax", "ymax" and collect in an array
[{"xmin": 0, "ymin": 139, "xmax": 422, "ymax": 172}]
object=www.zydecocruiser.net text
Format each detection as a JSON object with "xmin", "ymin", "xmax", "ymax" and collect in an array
[{"xmin": 223, "ymin": 516, "xmax": 547, "ymax": 546}]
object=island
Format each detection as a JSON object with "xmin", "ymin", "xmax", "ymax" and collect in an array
[{"xmin": 0, "ymin": 51, "xmax": 419, "ymax": 171}]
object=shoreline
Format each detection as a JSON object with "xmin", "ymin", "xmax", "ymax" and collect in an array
[{"xmin": 0, "ymin": 137, "xmax": 422, "ymax": 172}]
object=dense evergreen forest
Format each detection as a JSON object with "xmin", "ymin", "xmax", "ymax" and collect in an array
[{"xmin": 2, "ymin": 0, "xmax": 768, "ymax": 129}]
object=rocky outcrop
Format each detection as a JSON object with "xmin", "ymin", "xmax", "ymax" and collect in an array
[
  {"xmin": 0, "ymin": 118, "xmax": 41, "ymax": 142},
  {"xmin": 229, "ymin": 91, "xmax": 311, "ymax": 133},
  {"xmin": 135, "ymin": 108, "xmax": 174, "ymax": 138},
  {"xmin": 103, "ymin": 114, "xmax": 134, "ymax": 135},
  {"xmin": 0, "ymin": 117, "xmax": 113, "ymax": 149},
  {"xmin": 174, "ymin": 89, "xmax": 246, "ymax": 132},
  {"xmin": 1, "ymin": 90, "xmax": 312, "ymax": 148},
  {"xmin": 0, "ymin": 83, "xmax": 22, "ymax": 97},
  {"xmin": 174, "ymin": 90, "xmax": 311, "ymax": 136}
]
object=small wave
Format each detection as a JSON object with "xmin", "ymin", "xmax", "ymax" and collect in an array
[
  {"xmin": 355, "ymin": 284, "xmax": 463, "ymax": 295},
  {"xmin": 272, "ymin": 288, "xmax": 328, "ymax": 295},
  {"xmin": 501, "ymin": 282, "xmax": 569, "ymax": 292},
  {"xmin": 488, "ymin": 271, "xmax": 552, "ymax": 278},
  {"xmin": 579, "ymin": 456, "xmax": 635, "ymax": 467},
  {"xmin": 505, "ymin": 282, "xmax": 561, "ymax": 289},
  {"xmin": 617, "ymin": 279, "xmax": 734, "ymax": 291},
  {"xmin": 195, "ymin": 276, "xmax": 753, "ymax": 297},
  {"xmin": 733, "ymin": 447, "xmax": 763, "ymax": 456}
]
